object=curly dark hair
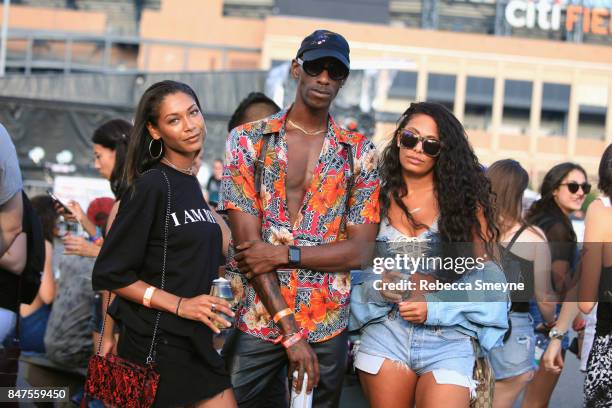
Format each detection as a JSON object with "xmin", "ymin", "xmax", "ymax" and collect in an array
[{"xmin": 379, "ymin": 102, "xmax": 498, "ymax": 250}]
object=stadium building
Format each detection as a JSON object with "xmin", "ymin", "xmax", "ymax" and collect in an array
[{"xmin": 1, "ymin": 0, "xmax": 611, "ymax": 187}]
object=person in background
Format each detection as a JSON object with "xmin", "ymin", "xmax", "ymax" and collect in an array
[
  {"xmin": 227, "ymin": 92, "xmax": 281, "ymax": 134},
  {"xmin": 522, "ymin": 162, "xmax": 589, "ymax": 408},
  {"xmin": 542, "ymin": 144, "xmax": 612, "ymax": 407},
  {"xmin": 211, "ymin": 92, "xmax": 280, "ymax": 214},
  {"xmin": 58, "ymin": 119, "xmax": 132, "ymax": 258},
  {"xmin": 0, "ymin": 124, "xmax": 24, "ymax": 343},
  {"xmin": 206, "ymin": 158, "xmax": 224, "ymax": 208},
  {"xmin": 43, "ymin": 197, "xmax": 111, "ymax": 369},
  {"xmin": 17, "ymin": 195, "xmax": 59, "ymax": 353},
  {"xmin": 485, "ymin": 160, "xmax": 555, "ymax": 408}
]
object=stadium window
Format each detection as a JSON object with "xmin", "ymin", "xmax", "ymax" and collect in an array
[
  {"xmin": 502, "ymin": 79, "xmax": 532, "ymax": 135},
  {"xmin": 578, "ymin": 105, "xmax": 606, "ymax": 140},
  {"xmin": 427, "ymin": 73, "xmax": 455, "ymax": 111},
  {"xmin": 464, "ymin": 76, "xmax": 494, "ymax": 131},
  {"xmin": 540, "ymin": 83, "xmax": 570, "ymax": 137},
  {"xmin": 388, "ymin": 71, "xmax": 417, "ymax": 99}
]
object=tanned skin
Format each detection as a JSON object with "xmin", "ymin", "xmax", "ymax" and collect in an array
[{"xmin": 229, "ymin": 58, "xmax": 378, "ymax": 393}]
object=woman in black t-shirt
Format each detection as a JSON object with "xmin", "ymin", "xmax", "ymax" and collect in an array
[{"xmin": 92, "ymin": 80, "xmax": 237, "ymax": 407}]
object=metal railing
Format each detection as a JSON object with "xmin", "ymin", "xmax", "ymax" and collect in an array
[{"xmin": 4, "ymin": 28, "xmax": 261, "ymax": 74}]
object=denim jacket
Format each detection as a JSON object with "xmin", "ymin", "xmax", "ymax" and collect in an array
[{"xmin": 424, "ymin": 261, "xmax": 510, "ymax": 352}]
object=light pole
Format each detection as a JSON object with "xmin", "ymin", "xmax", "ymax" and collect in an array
[{"xmin": 0, "ymin": 0, "xmax": 10, "ymax": 77}]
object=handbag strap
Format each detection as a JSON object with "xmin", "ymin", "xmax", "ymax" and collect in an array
[{"xmin": 95, "ymin": 169, "xmax": 171, "ymax": 366}]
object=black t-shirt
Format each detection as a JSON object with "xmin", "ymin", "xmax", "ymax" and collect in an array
[
  {"xmin": 532, "ymin": 213, "xmax": 578, "ymax": 296},
  {"xmin": 533, "ymin": 214, "xmax": 577, "ymax": 267},
  {"xmin": 92, "ymin": 163, "xmax": 224, "ymax": 371}
]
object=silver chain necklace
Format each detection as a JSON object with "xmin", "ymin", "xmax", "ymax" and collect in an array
[{"xmin": 161, "ymin": 157, "xmax": 193, "ymax": 176}]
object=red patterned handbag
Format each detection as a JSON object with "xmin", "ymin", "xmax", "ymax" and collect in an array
[{"xmin": 81, "ymin": 170, "xmax": 172, "ymax": 408}]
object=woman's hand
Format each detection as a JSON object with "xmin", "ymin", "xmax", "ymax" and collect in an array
[
  {"xmin": 542, "ymin": 338, "xmax": 564, "ymax": 374},
  {"xmin": 63, "ymin": 235, "xmax": 100, "ymax": 257},
  {"xmin": 378, "ymin": 270, "xmax": 404, "ymax": 303},
  {"xmin": 54, "ymin": 200, "xmax": 81, "ymax": 223},
  {"xmin": 398, "ymin": 295, "xmax": 428, "ymax": 323},
  {"xmin": 177, "ymin": 295, "xmax": 235, "ymax": 334},
  {"xmin": 100, "ymin": 335, "xmax": 117, "ymax": 356},
  {"xmin": 66, "ymin": 201, "xmax": 86, "ymax": 223}
]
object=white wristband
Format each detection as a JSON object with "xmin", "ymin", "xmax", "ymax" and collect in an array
[{"xmin": 143, "ymin": 286, "xmax": 156, "ymax": 308}]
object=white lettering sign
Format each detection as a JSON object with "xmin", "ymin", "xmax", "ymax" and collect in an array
[{"xmin": 505, "ymin": 0, "xmax": 562, "ymax": 31}]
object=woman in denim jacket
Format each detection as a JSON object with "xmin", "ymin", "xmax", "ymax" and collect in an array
[{"xmin": 351, "ymin": 102, "xmax": 509, "ymax": 408}]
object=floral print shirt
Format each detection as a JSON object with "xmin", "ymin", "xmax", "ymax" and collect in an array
[{"xmin": 219, "ymin": 108, "xmax": 381, "ymax": 343}]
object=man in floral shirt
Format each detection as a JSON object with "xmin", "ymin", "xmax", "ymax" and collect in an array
[{"xmin": 219, "ymin": 30, "xmax": 380, "ymax": 408}]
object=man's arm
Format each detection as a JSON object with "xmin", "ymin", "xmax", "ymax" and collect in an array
[
  {"xmin": 228, "ymin": 209, "xmax": 320, "ymax": 393},
  {"xmin": 235, "ymin": 223, "xmax": 378, "ymax": 277},
  {"xmin": 228, "ymin": 210, "xmax": 297, "ymax": 334},
  {"xmin": 0, "ymin": 231, "xmax": 26, "ymax": 274},
  {"xmin": 0, "ymin": 191, "xmax": 23, "ymax": 257}
]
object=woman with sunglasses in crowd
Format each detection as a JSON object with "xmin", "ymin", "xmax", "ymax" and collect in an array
[
  {"xmin": 541, "ymin": 145, "xmax": 612, "ymax": 407},
  {"xmin": 521, "ymin": 162, "xmax": 590, "ymax": 408},
  {"xmin": 92, "ymin": 80, "xmax": 236, "ymax": 407},
  {"xmin": 354, "ymin": 102, "xmax": 508, "ymax": 408},
  {"xmin": 485, "ymin": 160, "xmax": 555, "ymax": 408}
]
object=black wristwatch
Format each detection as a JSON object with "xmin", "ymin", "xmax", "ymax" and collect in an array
[{"xmin": 288, "ymin": 245, "xmax": 301, "ymax": 267}]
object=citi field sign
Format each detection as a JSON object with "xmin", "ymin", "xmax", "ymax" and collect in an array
[{"xmin": 505, "ymin": 0, "xmax": 612, "ymax": 35}]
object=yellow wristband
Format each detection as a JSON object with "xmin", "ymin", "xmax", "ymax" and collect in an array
[
  {"xmin": 273, "ymin": 308, "xmax": 293, "ymax": 324},
  {"xmin": 143, "ymin": 286, "xmax": 156, "ymax": 308}
]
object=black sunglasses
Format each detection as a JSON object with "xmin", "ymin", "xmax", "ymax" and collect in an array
[
  {"xmin": 297, "ymin": 58, "xmax": 349, "ymax": 81},
  {"xmin": 397, "ymin": 129, "xmax": 442, "ymax": 158},
  {"xmin": 560, "ymin": 182, "xmax": 591, "ymax": 194}
]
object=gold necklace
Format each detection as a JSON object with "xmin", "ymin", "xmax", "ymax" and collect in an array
[
  {"xmin": 287, "ymin": 119, "xmax": 327, "ymax": 136},
  {"xmin": 161, "ymin": 157, "xmax": 193, "ymax": 176}
]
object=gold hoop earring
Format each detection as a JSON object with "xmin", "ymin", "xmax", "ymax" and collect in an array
[{"xmin": 149, "ymin": 138, "xmax": 163, "ymax": 159}]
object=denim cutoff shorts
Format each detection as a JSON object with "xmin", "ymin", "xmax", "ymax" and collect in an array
[
  {"xmin": 489, "ymin": 312, "xmax": 536, "ymax": 380},
  {"xmin": 354, "ymin": 314, "xmax": 476, "ymax": 392}
]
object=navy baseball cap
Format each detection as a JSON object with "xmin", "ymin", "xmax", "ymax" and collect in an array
[{"xmin": 296, "ymin": 30, "xmax": 350, "ymax": 70}]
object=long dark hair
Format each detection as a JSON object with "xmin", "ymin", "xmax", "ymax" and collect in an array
[
  {"xmin": 486, "ymin": 159, "xmax": 529, "ymax": 236},
  {"xmin": 380, "ymin": 102, "xmax": 498, "ymax": 247},
  {"xmin": 92, "ymin": 119, "xmax": 132, "ymax": 199},
  {"xmin": 30, "ymin": 195, "xmax": 58, "ymax": 244},
  {"xmin": 527, "ymin": 162, "xmax": 587, "ymax": 242},
  {"xmin": 598, "ymin": 144, "xmax": 612, "ymax": 198},
  {"xmin": 123, "ymin": 80, "xmax": 203, "ymax": 188}
]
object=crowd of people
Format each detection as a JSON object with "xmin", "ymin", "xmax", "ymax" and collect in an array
[{"xmin": 0, "ymin": 29, "xmax": 610, "ymax": 408}]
